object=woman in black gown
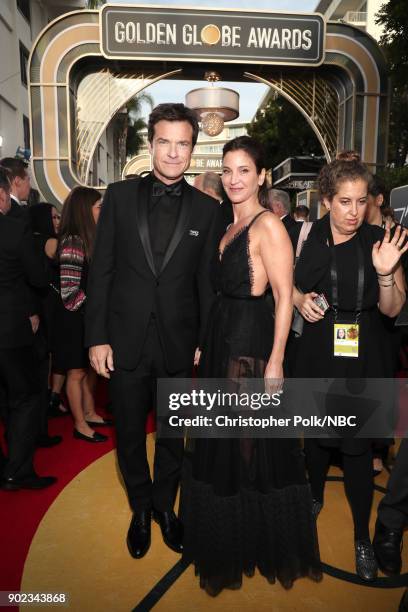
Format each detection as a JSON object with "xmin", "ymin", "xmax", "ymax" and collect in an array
[
  {"xmin": 181, "ymin": 136, "xmax": 322, "ymax": 596},
  {"xmin": 291, "ymin": 159, "xmax": 407, "ymax": 581}
]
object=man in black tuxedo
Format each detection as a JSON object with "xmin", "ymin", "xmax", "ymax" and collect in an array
[
  {"xmin": 85, "ymin": 104, "xmax": 220, "ymax": 559},
  {"xmin": 0, "ymin": 157, "xmax": 31, "ymax": 220},
  {"xmin": 0, "ymin": 167, "xmax": 56, "ymax": 490},
  {"xmin": 267, "ymin": 188, "xmax": 297, "ymax": 232}
]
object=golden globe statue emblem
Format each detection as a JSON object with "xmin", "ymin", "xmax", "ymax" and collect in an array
[{"xmin": 201, "ymin": 24, "xmax": 221, "ymax": 46}]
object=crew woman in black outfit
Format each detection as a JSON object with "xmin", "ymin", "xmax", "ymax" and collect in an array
[{"xmin": 292, "ymin": 159, "xmax": 407, "ymax": 581}]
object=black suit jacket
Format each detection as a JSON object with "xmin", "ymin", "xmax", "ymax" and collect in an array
[
  {"xmin": 0, "ymin": 214, "xmax": 48, "ymax": 348},
  {"xmin": 282, "ymin": 213, "xmax": 297, "ymax": 232},
  {"xmin": 85, "ymin": 175, "xmax": 222, "ymax": 372}
]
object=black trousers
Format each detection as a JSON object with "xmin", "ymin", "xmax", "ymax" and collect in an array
[
  {"xmin": 110, "ymin": 317, "xmax": 188, "ymax": 513},
  {"xmin": 33, "ymin": 325, "xmax": 50, "ymax": 438},
  {"xmin": 377, "ymin": 438, "xmax": 408, "ymax": 530},
  {"xmin": 0, "ymin": 346, "xmax": 41, "ymax": 480}
]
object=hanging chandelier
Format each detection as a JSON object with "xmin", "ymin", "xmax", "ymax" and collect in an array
[{"xmin": 185, "ymin": 71, "xmax": 239, "ymax": 137}]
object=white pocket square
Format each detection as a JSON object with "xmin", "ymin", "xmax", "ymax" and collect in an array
[{"xmin": 189, "ymin": 229, "xmax": 199, "ymax": 237}]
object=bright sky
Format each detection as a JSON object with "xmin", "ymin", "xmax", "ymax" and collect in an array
[{"xmin": 109, "ymin": 0, "xmax": 319, "ymax": 123}]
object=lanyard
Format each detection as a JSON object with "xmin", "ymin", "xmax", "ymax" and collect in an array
[{"xmin": 328, "ymin": 230, "xmax": 364, "ymax": 320}]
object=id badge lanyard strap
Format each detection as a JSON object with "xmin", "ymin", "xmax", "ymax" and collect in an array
[{"xmin": 328, "ymin": 230, "xmax": 364, "ymax": 322}]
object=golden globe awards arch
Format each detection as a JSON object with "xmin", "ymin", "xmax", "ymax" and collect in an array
[{"xmin": 28, "ymin": 3, "xmax": 389, "ymax": 206}]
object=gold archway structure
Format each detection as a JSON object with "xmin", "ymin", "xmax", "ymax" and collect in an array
[{"xmin": 29, "ymin": 6, "xmax": 389, "ymax": 206}]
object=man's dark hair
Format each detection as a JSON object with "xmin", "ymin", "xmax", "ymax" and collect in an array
[
  {"xmin": 0, "ymin": 167, "xmax": 11, "ymax": 192},
  {"xmin": 294, "ymin": 204, "xmax": 309, "ymax": 219},
  {"xmin": 0, "ymin": 157, "xmax": 28, "ymax": 180},
  {"xmin": 148, "ymin": 103, "xmax": 199, "ymax": 146}
]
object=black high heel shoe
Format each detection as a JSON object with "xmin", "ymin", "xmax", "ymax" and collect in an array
[
  {"xmin": 85, "ymin": 418, "xmax": 114, "ymax": 427},
  {"xmin": 73, "ymin": 429, "xmax": 108, "ymax": 443}
]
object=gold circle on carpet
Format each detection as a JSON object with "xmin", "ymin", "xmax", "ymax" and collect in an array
[{"xmin": 21, "ymin": 439, "xmax": 406, "ymax": 612}]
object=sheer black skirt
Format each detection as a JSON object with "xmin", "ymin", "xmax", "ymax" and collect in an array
[{"xmin": 179, "ymin": 295, "xmax": 322, "ymax": 596}]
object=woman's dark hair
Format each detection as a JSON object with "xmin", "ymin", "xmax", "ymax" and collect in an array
[
  {"xmin": 29, "ymin": 203, "xmax": 57, "ymax": 238},
  {"xmin": 318, "ymin": 159, "xmax": 371, "ymax": 202},
  {"xmin": 58, "ymin": 186, "xmax": 101, "ymax": 260},
  {"xmin": 368, "ymin": 174, "xmax": 388, "ymax": 204},
  {"xmin": 222, "ymin": 136, "xmax": 268, "ymax": 206},
  {"xmin": 148, "ymin": 103, "xmax": 199, "ymax": 147},
  {"xmin": 336, "ymin": 150, "xmax": 361, "ymax": 162}
]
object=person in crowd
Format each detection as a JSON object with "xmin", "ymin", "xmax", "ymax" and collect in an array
[
  {"xmin": 0, "ymin": 167, "xmax": 57, "ymax": 490},
  {"xmin": 28, "ymin": 203, "xmax": 63, "ymax": 447},
  {"xmin": 366, "ymin": 174, "xmax": 406, "ymax": 476},
  {"xmin": 373, "ymin": 439, "xmax": 408, "ymax": 576},
  {"xmin": 52, "ymin": 187, "xmax": 109, "ymax": 444},
  {"xmin": 28, "ymin": 204, "xmax": 68, "ymax": 417},
  {"xmin": 85, "ymin": 104, "xmax": 222, "ymax": 560},
  {"xmin": 180, "ymin": 136, "xmax": 321, "ymax": 596},
  {"xmin": 194, "ymin": 172, "xmax": 224, "ymax": 202},
  {"xmin": 291, "ymin": 159, "xmax": 407, "ymax": 581},
  {"xmin": 1, "ymin": 159, "xmax": 39, "ymax": 336},
  {"xmin": 0, "ymin": 157, "xmax": 31, "ymax": 217},
  {"xmin": 294, "ymin": 204, "xmax": 310, "ymax": 222},
  {"xmin": 266, "ymin": 188, "xmax": 296, "ymax": 231}
]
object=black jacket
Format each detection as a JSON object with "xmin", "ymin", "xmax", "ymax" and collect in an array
[
  {"xmin": 0, "ymin": 214, "xmax": 48, "ymax": 348},
  {"xmin": 85, "ymin": 175, "xmax": 222, "ymax": 372},
  {"xmin": 282, "ymin": 213, "xmax": 297, "ymax": 232}
]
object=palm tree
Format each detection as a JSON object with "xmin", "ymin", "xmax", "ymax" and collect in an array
[{"xmin": 114, "ymin": 92, "xmax": 154, "ymax": 171}]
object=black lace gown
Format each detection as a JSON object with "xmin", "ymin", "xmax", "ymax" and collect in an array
[{"xmin": 180, "ymin": 211, "xmax": 322, "ymax": 596}]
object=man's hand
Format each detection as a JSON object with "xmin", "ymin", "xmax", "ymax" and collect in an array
[
  {"xmin": 29, "ymin": 314, "xmax": 40, "ymax": 334},
  {"xmin": 89, "ymin": 344, "xmax": 114, "ymax": 378}
]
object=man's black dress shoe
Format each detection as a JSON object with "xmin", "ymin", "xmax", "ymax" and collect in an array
[
  {"xmin": 127, "ymin": 510, "xmax": 151, "ymax": 558},
  {"xmin": 153, "ymin": 510, "xmax": 183, "ymax": 553},
  {"xmin": 355, "ymin": 539, "xmax": 378, "ymax": 581},
  {"xmin": 85, "ymin": 419, "xmax": 114, "ymax": 427},
  {"xmin": 373, "ymin": 519, "xmax": 403, "ymax": 575},
  {"xmin": 73, "ymin": 429, "xmax": 108, "ymax": 442},
  {"xmin": 1, "ymin": 475, "xmax": 57, "ymax": 490},
  {"xmin": 37, "ymin": 434, "xmax": 63, "ymax": 448}
]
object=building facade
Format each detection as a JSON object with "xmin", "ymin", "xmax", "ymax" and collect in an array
[
  {"xmin": 315, "ymin": 0, "xmax": 386, "ymax": 41},
  {"xmin": 0, "ymin": 0, "xmax": 85, "ymax": 178}
]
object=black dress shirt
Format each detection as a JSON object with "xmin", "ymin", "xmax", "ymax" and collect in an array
[{"xmin": 148, "ymin": 176, "xmax": 183, "ymax": 274}]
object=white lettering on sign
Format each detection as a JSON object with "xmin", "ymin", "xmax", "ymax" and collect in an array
[
  {"xmin": 114, "ymin": 21, "xmax": 177, "ymax": 45},
  {"xmin": 113, "ymin": 19, "xmax": 314, "ymax": 53},
  {"xmin": 221, "ymin": 25, "xmax": 241, "ymax": 47},
  {"xmin": 247, "ymin": 27, "xmax": 313, "ymax": 50},
  {"xmin": 182, "ymin": 24, "xmax": 203, "ymax": 45}
]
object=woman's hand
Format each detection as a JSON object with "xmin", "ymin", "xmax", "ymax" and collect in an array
[
  {"xmin": 295, "ymin": 291, "xmax": 325, "ymax": 322},
  {"xmin": 264, "ymin": 360, "xmax": 284, "ymax": 396},
  {"xmin": 372, "ymin": 224, "xmax": 408, "ymax": 275}
]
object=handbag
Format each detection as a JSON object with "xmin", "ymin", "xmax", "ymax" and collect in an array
[{"xmin": 291, "ymin": 222, "xmax": 313, "ymax": 337}]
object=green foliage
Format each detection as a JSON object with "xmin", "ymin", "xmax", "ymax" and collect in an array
[
  {"xmin": 378, "ymin": 166, "xmax": 408, "ymax": 194},
  {"xmin": 247, "ymin": 96, "xmax": 322, "ymax": 170},
  {"xmin": 376, "ymin": 0, "xmax": 408, "ymax": 167},
  {"xmin": 125, "ymin": 92, "xmax": 154, "ymax": 157}
]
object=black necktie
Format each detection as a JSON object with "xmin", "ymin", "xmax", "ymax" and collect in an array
[{"xmin": 152, "ymin": 181, "xmax": 183, "ymax": 198}]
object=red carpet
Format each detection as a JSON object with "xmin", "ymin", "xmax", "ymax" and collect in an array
[
  {"xmin": 0, "ymin": 378, "xmax": 406, "ymax": 601},
  {"xmin": 0, "ymin": 380, "xmax": 155, "ymax": 595}
]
